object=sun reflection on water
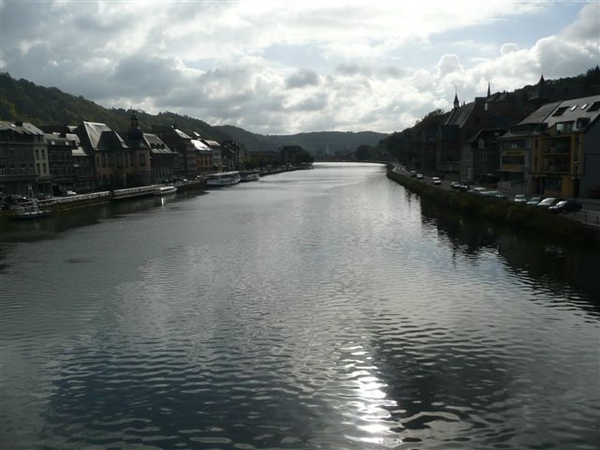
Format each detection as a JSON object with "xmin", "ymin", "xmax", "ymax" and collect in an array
[{"xmin": 338, "ymin": 343, "xmax": 403, "ymax": 448}]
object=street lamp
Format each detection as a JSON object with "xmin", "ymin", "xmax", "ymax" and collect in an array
[{"xmin": 572, "ymin": 161, "xmax": 579, "ymax": 201}]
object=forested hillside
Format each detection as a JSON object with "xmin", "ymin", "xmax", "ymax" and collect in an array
[
  {"xmin": 0, "ymin": 73, "xmax": 230, "ymax": 142},
  {"xmin": 0, "ymin": 73, "xmax": 387, "ymax": 154},
  {"xmin": 215, "ymin": 125, "xmax": 387, "ymax": 154}
]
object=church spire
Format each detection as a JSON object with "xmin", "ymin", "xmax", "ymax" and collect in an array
[
  {"xmin": 487, "ymin": 81, "xmax": 491, "ymax": 97},
  {"xmin": 453, "ymin": 87, "xmax": 459, "ymax": 109}
]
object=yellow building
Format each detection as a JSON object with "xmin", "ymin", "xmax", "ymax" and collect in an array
[{"xmin": 531, "ymin": 95, "xmax": 600, "ymax": 198}]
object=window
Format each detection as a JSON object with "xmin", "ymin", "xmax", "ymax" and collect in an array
[
  {"xmin": 139, "ymin": 154, "xmax": 146, "ymax": 166},
  {"xmin": 42, "ymin": 163, "xmax": 47, "ymax": 174},
  {"xmin": 35, "ymin": 149, "xmax": 39, "ymax": 159},
  {"xmin": 588, "ymin": 101, "xmax": 600, "ymax": 112},
  {"xmin": 570, "ymin": 105, "xmax": 578, "ymax": 111},
  {"xmin": 553, "ymin": 107, "xmax": 568, "ymax": 116},
  {"xmin": 556, "ymin": 122, "xmax": 572, "ymax": 134},
  {"xmin": 37, "ymin": 163, "xmax": 40, "ymax": 173}
]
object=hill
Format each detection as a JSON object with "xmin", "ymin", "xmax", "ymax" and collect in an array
[
  {"xmin": 215, "ymin": 125, "xmax": 387, "ymax": 155},
  {"xmin": 0, "ymin": 73, "xmax": 387, "ymax": 154}
]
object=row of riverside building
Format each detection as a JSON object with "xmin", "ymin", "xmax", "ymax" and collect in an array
[
  {"xmin": 410, "ymin": 74, "xmax": 600, "ymax": 199},
  {"xmin": 0, "ymin": 114, "xmax": 248, "ymax": 198}
]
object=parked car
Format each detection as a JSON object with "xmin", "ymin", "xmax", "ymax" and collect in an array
[
  {"xmin": 416, "ymin": 173, "xmax": 424, "ymax": 180},
  {"xmin": 526, "ymin": 196, "xmax": 542, "ymax": 206},
  {"xmin": 63, "ymin": 190, "xmax": 77, "ymax": 197},
  {"xmin": 409, "ymin": 170, "xmax": 417, "ymax": 178},
  {"xmin": 548, "ymin": 200, "xmax": 582, "ymax": 214},
  {"xmin": 537, "ymin": 197, "xmax": 561, "ymax": 208},
  {"xmin": 432, "ymin": 177, "xmax": 441, "ymax": 185},
  {"xmin": 470, "ymin": 187, "xmax": 487, "ymax": 194},
  {"xmin": 482, "ymin": 190, "xmax": 507, "ymax": 199},
  {"xmin": 5, "ymin": 194, "xmax": 30, "ymax": 204},
  {"xmin": 451, "ymin": 181, "xmax": 461, "ymax": 189},
  {"xmin": 513, "ymin": 194, "xmax": 528, "ymax": 203}
]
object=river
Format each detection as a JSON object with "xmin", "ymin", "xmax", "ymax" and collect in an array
[{"xmin": 1, "ymin": 162, "xmax": 599, "ymax": 450}]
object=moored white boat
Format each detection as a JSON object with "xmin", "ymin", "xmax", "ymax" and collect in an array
[
  {"xmin": 153, "ymin": 185, "xmax": 178, "ymax": 196},
  {"xmin": 239, "ymin": 170, "xmax": 260, "ymax": 182},
  {"xmin": 207, "ymin": 171, "xmax": 241, "ymax": 187}
]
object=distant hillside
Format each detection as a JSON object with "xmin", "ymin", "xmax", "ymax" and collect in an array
[
  {"xmin": 0, "ymin": 72, "xmax": 387, "ymax": 154},
  {"xmin": 215, "ymin": 125, "xmax": 387, "ymax": 154},
  {"xmin": 0, "ymin": 72, "xmax": 230, "ymax": 142}
]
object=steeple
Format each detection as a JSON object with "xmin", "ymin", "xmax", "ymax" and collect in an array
[
  {"xmin": 127, "ymin": 112, "xmax": 144, "ymax": 145},
  {"xmin": 453, "ymin": 90, "xmax": 459, "ymax": 109},
  {"xmin": 487, "ymin": 81, "xmax": 491, "ymax": 97}
]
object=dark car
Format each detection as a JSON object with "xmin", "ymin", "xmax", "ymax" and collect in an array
[{"xmin": 549, "ymin": 200, "xmax": 582, "ymax": 214}]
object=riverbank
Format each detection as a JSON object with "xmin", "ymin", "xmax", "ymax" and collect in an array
[
  {"xmin": 0, "ymin": 179, "xmax": 207, "ymax": 221},
  {"xmin": 386, "ymin": 165, "xmax": 600, "ymax": 246}
]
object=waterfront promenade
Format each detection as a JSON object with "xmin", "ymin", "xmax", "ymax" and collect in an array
[{"xmin": 391, "ymin": 163, "xmax": 600, "ymax": 230}]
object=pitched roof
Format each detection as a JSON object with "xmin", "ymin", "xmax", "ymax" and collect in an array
[
  {"xmin": 444, "ymin": 101, "xmax": 476, "ymax": 127},
  {"xmin": 518, "ymin": 101, "xmax": 561, "ymax": 125},
  {"xmin": 542, "ymin": 94, "xmax": 600, "ymax": 129},
  {"xmin": 191, "ymin": 139, "xmax": 212, "ymax": 152},
  {"xmin": 202, "ymin": 139, "xmax": 221, "ymax": 148},
  {"xmin": 143, "ymin": 133, "xmax": 177, "ymax": 155},
  {"xmin": 0, "ymin": 121, "xmax": 44, "ymax": 135}
]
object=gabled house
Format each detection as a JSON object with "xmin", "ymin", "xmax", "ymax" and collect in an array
[
  {"xmin": 460, "ymin": 128, "xmax": 505, "ymax": 185},
  {"xmin": 75, "ymin": 121, "xmax": 131, "ymax": 189},
  {"xmin": 532, "ymin": 95, "xmax": 600, "ymax": 198},
  {"xmin": 221, "ymin": 141, "xmax": 244, "ymax": 171},
  {"xmin": 190, "ymin": 134, "xmax": 213, "ymax": 173},
  {"xmin": 0, "ymin": 121, "xmax": 45, "ymax": 197},
  {"xmin": 434, "ymin": 88, "xmax": 526, "ymax": 177},
  {"xmin": 152, "ymin": 125, "xmax": 192, "ymax": 177},
  {"xmin": 142, "ymin": 133, "xmax": 177, "ymax": 183},
  {"xmin": 126, "ymin": 114, "xmax": 151, "ymax": 186},
  {"xmin": 497, "ymin": 102, "xmax": 560, "ymax": 193},
  {"xmin": 44, "ymin": 130, "xmax": 76, "ymax": 195},
  {"xmin": 436, "ymin": 95, "xmax": 486, "ymax": 174},
  {"xmin": 201, "ymin": 139, "xmax": 222, "ymax": 170}
]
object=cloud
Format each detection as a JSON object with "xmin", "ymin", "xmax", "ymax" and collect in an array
[
  {"xmin": 500, "ymin": 43, "xmax": 520, "ymax": 55},
  {"xmin": 1, "ymin": 1, "xmax": 598, "ymax": 135},
  {"xmin": 285, "ymin": 70, "xmax": 321, "ymax": 89}
]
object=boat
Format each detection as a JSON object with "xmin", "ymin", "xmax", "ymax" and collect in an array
[
  {"xmin": 239, "ymin": 170, "xmax": 260, "ymax": 182},
  {"xmin": 12, "ymin": 200, "xmax": 52, "ymax": 220},
  {"xmin": 207, "ymin": 171, "xmax": 241, "ymax": 187},
  {"xmin": 153, "ymin": 185, "xmax": 178, "ymax": 196}
]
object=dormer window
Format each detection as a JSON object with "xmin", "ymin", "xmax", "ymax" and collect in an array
[
  {"xmin": 581, "ymin": 103, "xmax": 588, "ymax": 110},
  {"xmin": 570, "ymin": 105, "xmax": 578, "ymax": 111}
]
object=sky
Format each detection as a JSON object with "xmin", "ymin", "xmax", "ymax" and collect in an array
[{"xmin": 1, "ymin": 1, "xmax": 599, "ymax": 135}]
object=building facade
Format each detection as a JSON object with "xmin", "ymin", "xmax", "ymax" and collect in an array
[{"xmin": 0, "ymin": 121, "xmax": 45, "ymax": 197}]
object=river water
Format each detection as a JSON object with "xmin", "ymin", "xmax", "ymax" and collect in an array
[{"xmin": 1, "ymin": 163, "xmax": 599, "ymax": 450}]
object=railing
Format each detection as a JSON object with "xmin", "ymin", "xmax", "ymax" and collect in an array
[
  {"xmin": 52, "ymin": 191, "xmax": 111, "ymax": 204},
  {"xmin": 572, "ymin": 210, "xmax": 600, "ymax": 227}
]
